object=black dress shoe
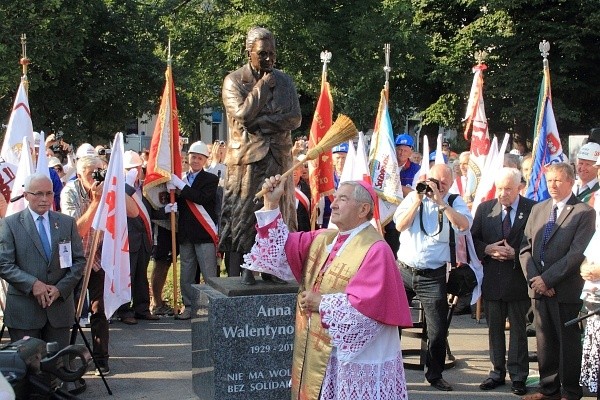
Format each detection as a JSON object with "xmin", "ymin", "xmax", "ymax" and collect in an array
[
  {"xmin": 430, "ymin": 378, "xmax": 453, "ymax": 391},
  {"xmin": 241, "ymin": 269, "xmax": 256, "ymax": 285},
  {"xmin": 511, "ymin": 380, "xmax": 527, "ymax": 395},
  {"xmin": 479, "ymin": 377, "xmax": 505, "ymax": 390},
  {"xmin": 261, "ymin": 273, "xmax": 287, "ymax": 284},
  {"xmin": 135, "ymin": 312, "xmax": 160, "ymax": 320}
]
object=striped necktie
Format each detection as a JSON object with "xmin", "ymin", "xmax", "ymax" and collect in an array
[
  {"xmin": 502, "ymin": 206, "xmax": 512, "ymax": 239},
  {"xmin": 540, "ymin": 205, "xmax": 557, "ymax": 264}
]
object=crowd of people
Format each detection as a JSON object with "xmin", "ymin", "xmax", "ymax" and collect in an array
[{"xmin": 282, "ymin": 129, "xmax": 600, "ymax": 399}]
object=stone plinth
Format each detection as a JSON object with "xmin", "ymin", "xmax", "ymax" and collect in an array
[{"xmin": 192, "ymin": 277, "xmax": 299, "ymax": 400}]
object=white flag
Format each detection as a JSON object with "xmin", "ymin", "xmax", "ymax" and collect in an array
[
  {"xmin": 92, "ymin": 132, "xmax": 130, "ymax": 319},
  {"xmin": 471, "ymin": 134, "xmax": 510, "ymax": 215},
  {"xmin": 338, "ymin": 139, "xmax": 357, "ymax": 183},
  {"xmin": 5, "ymin": 137, "xmax": 34, "ymax": 216},
  {"xmin": 435, "ymin": 133, "xmax": 445, "ymax": 165},
  {"xmin": 368, "ymin": 93, "xmax": 402, "ymax": 225},
  {"xmin": 35, "ymin": 131, "xmax": 50, "ymax": 179},
  {"xmin": 1, "ymin": 80, "xmax": 34, "ymax": 166}
]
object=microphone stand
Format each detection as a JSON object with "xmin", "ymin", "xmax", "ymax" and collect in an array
[{"xmin": 565, "ymin": 307, "xmax": 600, "ymax": 399}]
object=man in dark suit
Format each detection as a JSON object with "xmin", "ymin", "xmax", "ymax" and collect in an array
[
  {"xmin": 168, "ymin": 141, "xmax": 219, "ymax": 320},
  {"xmin": 520, "ymin": 162, "xmax": 595, "ymax": 400},
  {"xmin": 472, "ymin": 167, "xmax": 535, "ymax": 396},
  {"xmin": 0, "ymin": 173, "xmax": 85, "ymax": 350}
]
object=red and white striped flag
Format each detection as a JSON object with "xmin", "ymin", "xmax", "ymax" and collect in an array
[
  {"xmin": 1, "ymin": 80, "xmax": 34, "ymax": 166},
  {"xmin": 92, "ymin": 132, "xmax": 130, "ymax": 319},
  {"xmin": 143, "ymin": 62, "xmax": 182, "ymax": 208},
  {"xmin": 463, "ymin": 63, "xmax": 491, "ymax": 204}
]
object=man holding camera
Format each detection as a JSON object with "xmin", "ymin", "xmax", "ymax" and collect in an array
[
  {"xmin": 61, "ymin": 155, "xmax": 109, "ymax": 374},
  {"xmin": 393, "ymin": 164, "xmax": 472, "ymax": 391}
]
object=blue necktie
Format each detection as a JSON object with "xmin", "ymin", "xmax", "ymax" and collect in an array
[
  {"xmin": 540, "ymin": 205, "xmax": 557, "ymax": 264},
  {"xmin": 187, "ymin": 172, "xmax": 196, "ymax": 185},
  {"xmin": 37, "ymin": 215, "xmax": 51, "ymax": 260}
]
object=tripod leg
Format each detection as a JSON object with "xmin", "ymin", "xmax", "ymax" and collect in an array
[{"xmin": 70, "ymin": 320, "xmax": 112, "ymax": 395}]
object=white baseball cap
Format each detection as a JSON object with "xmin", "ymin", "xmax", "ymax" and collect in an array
[
  {"xmin": 188, "ymin": 141, "xmax": 209, "ymax": 157},
  {"xmin": 48, "ymin": 157, "xmax": 62, "ymax": 168},
  {"xmin": 123, "ymin": 150, "xmax": 143, "ymax": 168},
  {"xmin": 76, "ymin": 143, "xmax": 95, "ymax": 159},
  {"xmin": 577, "ymin": 142, "xmax": 600, "ymax": 162}
]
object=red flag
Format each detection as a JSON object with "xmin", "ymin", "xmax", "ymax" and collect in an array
[
  {"xmin": 307, "ymin": 81, "xmax": 333, "ymax": 229},
  {"xmin": 143, "ymin": 62, "xmax": 182, "ymax": 208}
]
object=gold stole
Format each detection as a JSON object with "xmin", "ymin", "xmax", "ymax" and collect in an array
[{"xmin": 291, "ymin": 226, "xmax": 382, "ymax": 400}]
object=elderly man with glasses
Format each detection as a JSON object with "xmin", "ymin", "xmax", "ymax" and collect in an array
[{"xmin": 0, "ymin": 173, "xmax": 85, "ymax": 352}]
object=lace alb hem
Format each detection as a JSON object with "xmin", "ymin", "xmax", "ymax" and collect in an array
[{"xmin": 320, "ymin": 350, "xmax": 408, "ymax": 400}]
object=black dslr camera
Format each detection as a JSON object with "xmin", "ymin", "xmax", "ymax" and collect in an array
[
  {"xmin": 415, "ymin": 178, "xmax": 440, "ymax": 195},
  {"xmin": 92, "ymin": 168, "xmax": 107, "ymax": 183},
  {"xmin": 0, "ymin": 337, "xmax": 91, "ymax": 399}
]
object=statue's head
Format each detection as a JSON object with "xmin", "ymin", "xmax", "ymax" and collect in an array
[{"xmin": 245, "ymin": 27, "xmax": 276, "ymax": 73}]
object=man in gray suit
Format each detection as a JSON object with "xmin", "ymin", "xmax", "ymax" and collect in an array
[
  {"xmin": 0, "ymin": 173, "xmax": 85, "ymax": 350},
  {"xmin": 520, "ymin": 162, "xmax": 595, "ymax": 400},
  {"xmin": 472, "ymin": 167, "xmax": 535, "ymax": 396}
]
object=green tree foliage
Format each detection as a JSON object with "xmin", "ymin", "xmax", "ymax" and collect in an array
[
  {"xmin": 164, "ymin": 0, "xmax": 430, "ymax": 134},
  {"xmin": 413, "ymin": 0, "xmax": 600, "ymax": 143},
  {"xmin": 0, "ymin": 0, "xmax": 164, "ymax": 144}
]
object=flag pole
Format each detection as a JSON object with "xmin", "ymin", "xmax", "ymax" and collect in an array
[
  {"xmin": 471, "ymin": 49, "xmax": 488, "ymax": 323},
  {"xmin": 371, "ymin": 44, "xmax": 392, "ymax": 236},
  {"xmin": 383, "ymin": 43, "xmax": 391, "ymax": 103},
  {"xmin": 75, "ymin": 229, "xmax": 102, "ymax": 319},
  {"xmin": 20, "ymin": 34, "xmax": 30, "ymax": 92},
  {"xmin": 167, "ymin": 39, "xmax": 180, "ymax": 314}
]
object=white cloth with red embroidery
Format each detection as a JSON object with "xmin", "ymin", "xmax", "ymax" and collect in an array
[{"xmin": 242, "ymin": 208, "xmax": 409, "ymax": 400}]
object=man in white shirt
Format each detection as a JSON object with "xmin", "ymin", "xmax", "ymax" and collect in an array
[{"xmin": 573, "ymin": 142, "xmax": 600, "ymax": 204}]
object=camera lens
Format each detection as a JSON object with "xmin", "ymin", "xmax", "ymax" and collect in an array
[{"xmin": 416, "ymin": 181, "xmax": 434, "ymax": 195}]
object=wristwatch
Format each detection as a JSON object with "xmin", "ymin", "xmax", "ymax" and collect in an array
[{"xmin": 439, "ymin": 203, "xmax": 448, "ymax": 212}]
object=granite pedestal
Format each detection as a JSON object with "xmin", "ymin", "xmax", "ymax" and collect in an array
[{"xmin": 192, "ymin": 277, "xmax": 299, "ymax": 400}]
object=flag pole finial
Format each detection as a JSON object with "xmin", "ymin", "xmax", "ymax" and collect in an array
[
  {"xmin": 320, "ymin": 50, "xmax": 332, "ymax": 85},
  {"xmin": 539, "ymin": 40, "xmax": 550, "ymax": 69},
  {"xmin": 474, "ymin": 50, "xmax": 488, "ymax": 65},
  {"xmin": 20, "ymin": 34, "xmax": 30, "ymax": 91},
  {"xmin": 383, "ymin": 43, "xmax": 391, "ymax": 101}
]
